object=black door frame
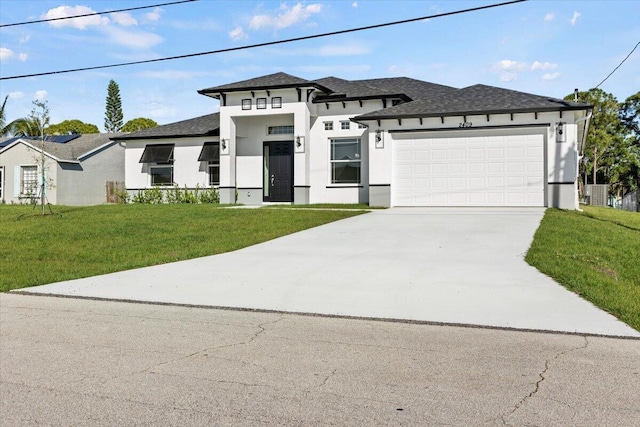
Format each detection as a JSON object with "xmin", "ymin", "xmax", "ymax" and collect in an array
[{"xmin": 263, "ymin": 140, "xmax": 294, "ymax": 202}]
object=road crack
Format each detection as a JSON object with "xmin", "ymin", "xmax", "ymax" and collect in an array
[{"xmin": 501, "ymin": 336, "xmax": 588, "ymax": 426}]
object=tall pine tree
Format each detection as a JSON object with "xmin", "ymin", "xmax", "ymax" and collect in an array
[{"xmin": 104, "ymin": 79, "xmax": 123, "ymax": 132}]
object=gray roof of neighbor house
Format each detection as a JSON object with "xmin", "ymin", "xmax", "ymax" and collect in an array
[
  {"xmin": 198, "ymin": 72, "xmax": 333, "ymax": 97},
  {"xmin": 355, "ymin": 84, "xmax": 591, "ymax": 120},
  {"xmin": 1, "ymin": 133, "xmax": 123, "ymax": 162},
  {"xmin": 116, "ymin": 113, "xmax": 220, "ymax": 140}
]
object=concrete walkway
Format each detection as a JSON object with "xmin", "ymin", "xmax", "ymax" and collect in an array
[{"xmin": 18, "ymin": 208, "xmax": 639, "ymax": 337}]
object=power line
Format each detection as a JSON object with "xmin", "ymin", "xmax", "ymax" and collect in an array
[
  {"xmin": 0, "ymin": 0, "xmax": 527, "ymax": 81},
  {"xmin": 0, "ymin": 0, "xmax": 198, "ymax": 28},
  {"xmin": 595, "ymin": 40, "xmax": 640, "ymax": 89}
]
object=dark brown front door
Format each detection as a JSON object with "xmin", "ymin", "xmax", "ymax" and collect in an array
[{"xmin": 263, "ymin": 141, "xmax": 293, "ymax": 202}]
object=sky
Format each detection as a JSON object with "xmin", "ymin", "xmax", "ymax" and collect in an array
[{"xmin": 1, "ymin": 0, "xmax": 639, "ymax": 132}]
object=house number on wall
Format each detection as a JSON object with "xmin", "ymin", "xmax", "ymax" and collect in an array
[{"xmin": 458, "ymin": 122, "xmax": 472, "ymax": 128}]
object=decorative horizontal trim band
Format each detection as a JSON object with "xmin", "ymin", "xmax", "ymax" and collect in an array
[
  {"xmin": 219, "ymin": 186, "xmax": 236, "ymax": 190},
  {"xmin": 548, "ymin": 182, "xmax": 576, "ymax": 185},
  {"xmin": 294, "ymin": 185, "xmax": 311, "ymax": 188},
  {"xmin": 237, "ymin": 187, "xmax": 262, "ymax": 191},
  {"xmin": 369, "ymin": 184, "xmax": 391, "ymax": 187},
  {"xmin": 326, "ymin": 185, "xmax": 364, "ymax": 189},
  {"xmin": 389, "ymin": 123, "xmax": 551, "ymax": 134}
]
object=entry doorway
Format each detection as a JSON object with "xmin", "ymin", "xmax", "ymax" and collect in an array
[{"xmin": 263, "ymin": 141, "xmax": 293, "ymax": 202}]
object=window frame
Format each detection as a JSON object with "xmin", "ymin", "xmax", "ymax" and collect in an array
[
  {"xmin": 271, "ymin": 97, "xmax": 282, "ymax": 108},
  {"xmin": 242, "ymin": 99, "xmax": 252, "ymax": 110},
  {"xmin": 340, "ymin": 120, "xmax": 350, "ymax": 130},
  {"xmin": 149, "ymin": 164, "xmax": 173, "ymax": 186},
  {"xmin": 329, "ymin": 138, "xmax": 362, "ymax": 185},
  {"xmin": 324, "ymin": 121, "xmax": 334, "ymax": 131},
  {"xmin": 267, "ymin": 125, "xmax": 294, "ymax": 135},
  {"xmin": 256, "ymin": 98, "xmax": 267, "ymax": 109},
  {"xmin": 20, "ymin": 165, "xmax": 38, "ymax": 196}
]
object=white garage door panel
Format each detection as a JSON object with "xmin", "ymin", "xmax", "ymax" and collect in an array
[{"xmin": 393, "ymin": 133, "xmax": 545, "ymax": 206}]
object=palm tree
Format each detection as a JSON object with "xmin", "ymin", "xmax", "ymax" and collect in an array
[
  {"xmin": 9, "ymin": 117, "xmax": 42, "ymax": 137},
  {"xmin": 0, "ymin": 95, "xmax": 11, "ymax": 136}
]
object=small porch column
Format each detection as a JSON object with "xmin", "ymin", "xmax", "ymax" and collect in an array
[{"xmin": 219, "ymin": 116, "xmax": 236, "ymax": 204}]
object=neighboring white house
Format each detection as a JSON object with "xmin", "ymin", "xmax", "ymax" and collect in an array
[
  {"xmin": 120, "ymin": 72, "xmax": 592, "ymax": 209},
  {"xmin": 0, "ymin": 134, "xmax": 125, "ymax": 205}
]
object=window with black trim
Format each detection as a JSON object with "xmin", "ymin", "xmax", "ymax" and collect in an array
[
  {"xmin": 324, "ymin": 121, "xmax": 333, "ymax": 131},
  {"xmin": 267, "ymin": 125, "xmax": 294, "ymax": 135},
  {"xmin": 198, "ymin": 142, "xmax": 220, "ymax": 186},
  {"xmin": 139, "ymin": 144, "xmax": 175, "ymax": 186},
  {"xmin": 271, "ymin": 97, "xmax": 282, "ymax": 108},
  {"xmin": 358, "ymin": 123, "xmax": 367, "ymax": 129},
  {"xmin": 257, "ymin": 98, "xmax": 267, "ymax": 109},
  {"xmin": 330, "ymin": 138, "xmax": 361, "ymax": 184},
  {"xmin": 340, "ymin": 120, "xmax": 350, "ymax": 130},
  {"xmin": 242, "ymin": 99, "xmax": 252, "ymax": 110}
]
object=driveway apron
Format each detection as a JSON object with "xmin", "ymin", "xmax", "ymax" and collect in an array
[{"xmin": 18, "ymin": 207, "xmax": 639, "ymax": 337}]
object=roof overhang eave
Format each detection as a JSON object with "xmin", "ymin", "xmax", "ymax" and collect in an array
[
  {"xmin": 116, "ymin": 130, "xmax": 220, "ymax": 141},
  {"xmin": 354, "ymin": 105, "xmax": 594, "ymax": 122},
  {"xmin": 198, "ymin": 82, "xmax": 333, "ymax": 98}
]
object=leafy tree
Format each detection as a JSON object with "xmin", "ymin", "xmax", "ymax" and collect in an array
[
  {"xmin": 10, "ymin": 116, "xmax": 43, "ymax": 137},
  {"xmin": 122, "ymin": 117, "xmax": 158, "ymax": 132},
  {"xmin": 28, "ymin": 100, "xmax": 51, "ymax": 215},
  {"xmin": 1, "ymin": 95, "xmax": 11, "ymax": 136},
  {"xmin": 104, "ymin": 79, "xmax": 123, "ymax": 132},
  {"xmin": 46, "ymin": 119, "xmax": 99, "ymax": 135},
  {"xmin": 566, "ymin": 89, "xmax": 623, "ymax": 186}
]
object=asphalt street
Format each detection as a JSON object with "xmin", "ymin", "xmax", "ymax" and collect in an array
[{"xmin": 1, "ymin": 293, "xmax": 639, "ymax": 426}]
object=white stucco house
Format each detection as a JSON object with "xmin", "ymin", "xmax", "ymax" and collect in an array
[
  {"xmin": 119, "ymin": 72, "xmax": 592, "ymax": 209},
  {"xmin": 0, "ymin": 134, "xmax": 124, "ymax": 205}
]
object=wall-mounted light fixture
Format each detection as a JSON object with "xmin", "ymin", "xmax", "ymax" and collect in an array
[
  {"xmin": 375, "ymin": 129, "xmax": 384, "ymax": 149},
  {"xmin": 555, "ymin": 122, "xmax": 566, "ymax": 143},
  {"xmin": 220, "ymin": 138, "xmax": 229, "ymax": 155},
  {"xmin": 295, "ymin": 135, "xmax": 305, "ymax": 153}
]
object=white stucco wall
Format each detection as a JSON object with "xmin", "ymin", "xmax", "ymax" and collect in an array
[{"xmin": 124, "ymin": 136, "xmax": 218, "ymax": 190}]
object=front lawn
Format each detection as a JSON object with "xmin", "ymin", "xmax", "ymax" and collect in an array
[
  {"xmin": 526, "ymin": 206, "xmax": 640, "ymax": 331},
  {"xmin": 0, "ymin": 204, "xmax": 365, "ymax": 291}
]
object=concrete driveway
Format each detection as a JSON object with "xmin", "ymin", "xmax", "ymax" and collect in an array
[{"xmin": 18, "ymin": 207, "xmax": 639, "ymax": 337}]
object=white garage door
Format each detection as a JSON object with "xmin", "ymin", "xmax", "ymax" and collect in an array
[{"xmin": 393, "ymin": 132, "xmax": 545, "ymax": 206}]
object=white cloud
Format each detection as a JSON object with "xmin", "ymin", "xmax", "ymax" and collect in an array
[
  {"xmin": 35, "ymin": 90, "xmax": 48, "ymax": 101},
  {"xmin": 9, "ymin": 91, "xmax": 24, "ymax": 99},
  {"xmin": 542, "ymin": 72, "xmax": 561, "ymax": 81},
  {"xmin": 229, "ymin": 26, "xmax": 248, "ymax": 41},
  {"xmin": 352, "ymin": 2, "xmax": 358, "ymax": 7},
  {"xmin": 44, "ymin": 5, "xmax": 109, "ymax": 29},
  {"xmin": 145, "ymin": 7, "xmax": 162, "ymax": 22},
  {"xmin": 110, "ymin": 12, "xmax": 137, "ymax": 27},
  {"xmin": 499, "ymin": 72, "xmax": 518, "ymax": 82},
  {"xmin": 250, "ymin": 3, "xmax": 322, "ymax": 30},
  {"xmin": 531, "ymin": 61, "xmax": 558, "ymax": 71},
  {"xmin": 544, "ymin": 13, "xmax": 554, "ymax": 22},
  {"xmin": 18, "ymin": 53, "xmax": 28, "ymax": 62},
  {"xmin": 492, "ymin": 59, "xmax": 526, "ymax": 72},
  {"xmin": 570, "ymin": 11, "xmax": 581, "ymax": 26},
  {"xmin": 102, "ymin": 26, "xmax": 163, "ymax": 49},
  {"xmin": 0, "ymin": 47, "xmax": 14, "ymax": 61}
]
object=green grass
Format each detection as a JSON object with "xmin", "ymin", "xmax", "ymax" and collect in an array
[
  {"xmin": 526, "ymin": 206, "xmax": 640, "ymax": 331},
  {"xmin": 0, "ymin": 204, "xmax": 365, "ymax": 291}
]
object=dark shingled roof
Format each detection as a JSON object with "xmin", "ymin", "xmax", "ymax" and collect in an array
[
  {"xmin": 116, "ymin": 113, "xmax": 220, "ymax": 140},
  {"xmin": 198, "ymin": 72, "xmax": 332, "ymax": 97},
  {"xmin": 313, "ymin": 77, "xmax": 457, "ymax": 103},
  {"xmin": 355, "ymin": 84, "xmax": 591, "ymax": 120},
  {"xmin": 1, "ymin": 133, "xmax": 123, "ymax": 162}
]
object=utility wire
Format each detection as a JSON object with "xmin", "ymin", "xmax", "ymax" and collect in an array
[
  {"xmin": 594, "ymin": 40, "xmax": 640, "ymax": 89},
  {"xmin": 0, "ymin": 0, "xmax": 198, "ymax": 28},
  {"xmin": 0, "ymin": 0, "xmax": 527, "ymax": 81}
]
